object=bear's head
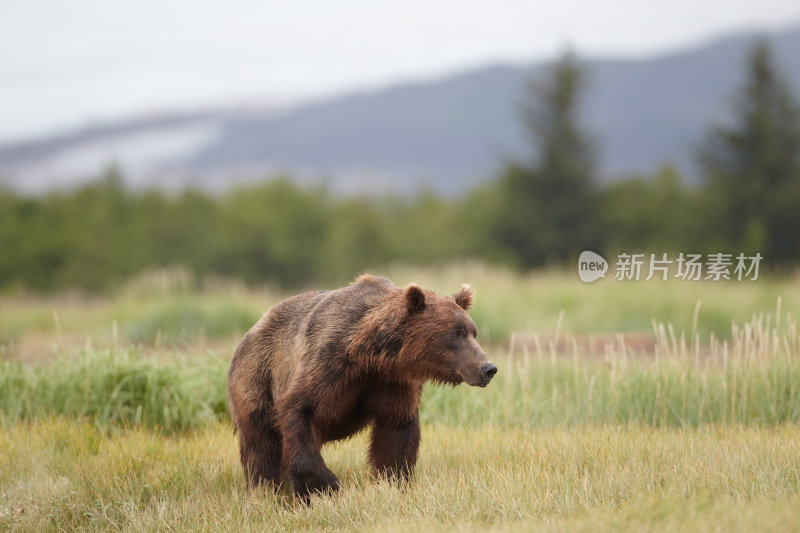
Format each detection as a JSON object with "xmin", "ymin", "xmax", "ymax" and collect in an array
[{"xmin": 401, "ymin": 283, "xmax": 497, "ymax": 387}]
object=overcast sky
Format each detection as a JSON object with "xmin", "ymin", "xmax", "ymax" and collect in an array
[{"xmin": 1, "ymin": 0, "xmax": 799, "ymax": 143}]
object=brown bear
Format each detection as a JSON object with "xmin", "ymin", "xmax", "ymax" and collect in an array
[{"xmin": 227, "ymin": 274, "xmax": 497, "ymax": 501}]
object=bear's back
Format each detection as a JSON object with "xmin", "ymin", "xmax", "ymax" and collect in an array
[{"xmin": 248, "ymin": 275, "xmax": 397, "ymax": 399}]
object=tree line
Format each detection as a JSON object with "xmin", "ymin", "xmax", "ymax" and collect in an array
[{"xmin": 1, "ymin": 40, "xmax": 799, "ymax": 292}]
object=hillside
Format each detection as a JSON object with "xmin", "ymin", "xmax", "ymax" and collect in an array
[{"xmin": 1, "ymin": 24, "xmax": 799, "ymax": 194}]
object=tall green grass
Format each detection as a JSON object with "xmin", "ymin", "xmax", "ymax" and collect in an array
[
  {"xmin": 4, "ymin": 264, "xmax": 800, "ymax": 348},
  {"xmin": 2, "ymin": 310, "xmax": 799, "ymax": 432},
  {"xmin": 428, "ymin": 305, "xmax": 800, "ymax": 427},
  {"xmin": 120, "ymin": 298, "xmax": 259, "ymax": 344},
  {"xmin": 0, "ymin": 349, "xmax": 229, "ymax": 432}
]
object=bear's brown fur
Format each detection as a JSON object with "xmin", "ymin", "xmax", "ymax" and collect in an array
[{"xmin": 227, "ymin": 274, "xmax": 496, "ymax": 500}]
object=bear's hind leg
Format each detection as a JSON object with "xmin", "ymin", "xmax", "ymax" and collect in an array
[
  {"xmin": 280, "ymin": 401, "xmax": 340, "ymax": 502},
  {"xmin": 239, "ymin": 407, "xmax": 283, "ymax": 490},
  {"xmin": 369, "ymin": 413, "xmax": 421, "ymax": 482}
]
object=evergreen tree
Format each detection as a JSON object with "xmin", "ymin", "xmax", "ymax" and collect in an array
[
  {"xmin": 700, "ymin": 40, "xmax": 800, "ymax": 263},
  {"xmin": 492, "ymin": 52, "xmax": 600, "ymax": 267}
]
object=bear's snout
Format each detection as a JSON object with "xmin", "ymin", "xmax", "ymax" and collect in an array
[
  {"xmin": 481, "ymin": 362, "xmax": 498, "ymax": 382},
  {"xmin": 473, "ymin": 361, "xmax": 497, "ymax": 387}
]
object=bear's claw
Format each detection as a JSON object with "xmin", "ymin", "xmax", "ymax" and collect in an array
[{"xmin": 293, "ymin": 469, "xmax": 340, "ymax": 502}]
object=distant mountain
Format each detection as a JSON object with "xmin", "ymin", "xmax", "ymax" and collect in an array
[{"xmin": 1, "ymin": 24, "xmax": 799, "ymax": 195}]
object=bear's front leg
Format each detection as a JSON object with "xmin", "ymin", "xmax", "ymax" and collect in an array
[
  {"xmin": 281, "ymin": 402, "xmax": 340, "ymax": 502},
  {"xmin": 369, "ymin": 413, "xmax": 421, "ymax": 482}
]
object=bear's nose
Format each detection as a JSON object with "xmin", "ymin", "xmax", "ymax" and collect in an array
[{"xmin": 481, "ymin": 362, "xmax": 498, "ymax": 380}]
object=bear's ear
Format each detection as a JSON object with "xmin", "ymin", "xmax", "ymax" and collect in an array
[
  {"xmin": 453, "ymin": 284, "xmax": 473, "ymax": 310},
  {"xmin": 404, "ymin": 283, "xmax": 426, "ymax": 314}
]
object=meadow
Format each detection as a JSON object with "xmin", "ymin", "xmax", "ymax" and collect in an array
[{"xmin": 2, "ymin": 264, "xmax": 800, "ymax": 531}]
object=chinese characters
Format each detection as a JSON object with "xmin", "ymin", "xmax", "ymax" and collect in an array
[{"xmin": 613, "ymin": 253, "xmax": 761, "ymax": 281}]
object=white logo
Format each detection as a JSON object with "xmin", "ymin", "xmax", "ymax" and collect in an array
[{"xmin": 578, "ymin": 250, "xmax": 608, "ymax": 283}]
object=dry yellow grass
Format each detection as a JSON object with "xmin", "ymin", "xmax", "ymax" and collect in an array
[{"xmin": 1, "ymin": 420, "xmax": 798, "ymax": 532}]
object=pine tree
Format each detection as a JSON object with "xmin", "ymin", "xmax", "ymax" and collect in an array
[
  {"xmin": 700, "ymin": 40, "xmax": 800, "ymax": 263},
  {"xmin": 493, "ymin": 52, "xmax": 600, "ymax": 267}
]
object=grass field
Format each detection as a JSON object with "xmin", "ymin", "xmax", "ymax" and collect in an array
[
  {"xmin": 3, "ymin": 262, "xmax": 800, "ymax": 356},
  {"xmin": 2, "ymin": 421, "xmax": 799, "ymax": 532},
  {"xmin": 2, "ymin": 265, "xmax": 800, "ymax": 531}
]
